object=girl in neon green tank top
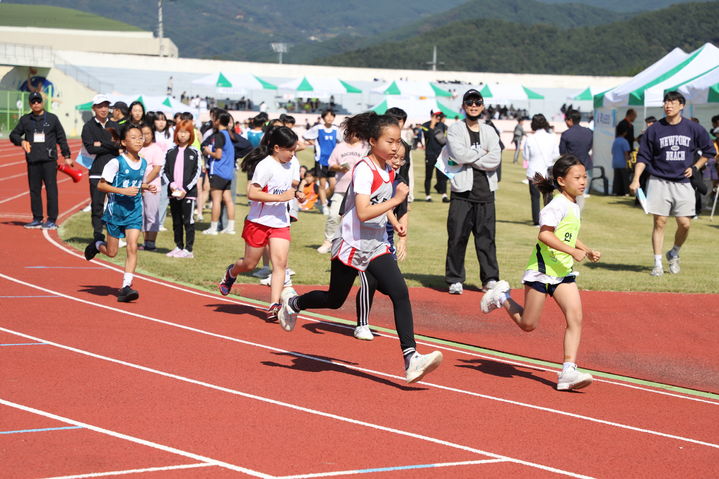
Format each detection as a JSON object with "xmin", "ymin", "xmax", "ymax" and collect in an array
[{"xmin": 481, "ymin": 155, "xmax": 602, "ymax": 391}]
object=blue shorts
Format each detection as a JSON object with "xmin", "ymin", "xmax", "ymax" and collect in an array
[
  {"xmin": 106, "ymin": 221, "xmax": 142, "ymax": 239},
  {"xmin": 524, "ymin": 275, "xmax": 576, "ymax": 297}
]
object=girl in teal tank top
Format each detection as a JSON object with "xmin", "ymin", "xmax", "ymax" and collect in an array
[
  {"xmin": 481, "ymin": 155, "xmax": 602, "ymax": 391},
  {"xmin": 83, "ymin": 126, "xmax": 158, "ymax": 303}
]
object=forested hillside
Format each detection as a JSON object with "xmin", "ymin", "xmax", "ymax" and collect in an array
[{"xmin": 317, "ymin": 2, "xmax": 719, "ymax": 76}]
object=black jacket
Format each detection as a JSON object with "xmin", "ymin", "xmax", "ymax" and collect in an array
[
  {"xmin": 10, "ymin": 111, "xmax": 71, "ymax": 164},
  {"xmin": 81, "ymin": 118, "xmax": 120, "ymax": 177},
  {"xmin": 162, "ymin": 145, "xmax": 201, "ymax": 198}
]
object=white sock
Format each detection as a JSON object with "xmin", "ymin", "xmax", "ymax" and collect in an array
[
  {"xmin": 562, "ymin": 362, "xmax": 576, "ymax": 372},
  {"xmin": 654, "ymin": 254, "xmax": 662, "ymax": 267},
  {"xmin": 210, "ymin": 221, "xmax": 218, "ymax": 231},
  {"xmin": 95, "ymin": 240, "xmax": 105, "ymax": 251},
  {"xmin": 670, "ymin": 245, "xmax": 681, "ymax": 257},
  {"xmin": 226, "ymin": 220, "xmax": 235, "ymax": 231},
  {"xmin": 122, "ymin": 273, "xmax": 133, "ymax": 288}
]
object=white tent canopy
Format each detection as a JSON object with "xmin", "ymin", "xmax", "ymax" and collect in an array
[
  {"xmin": 191, "ymin": 72, "xmax": 277, "ymax": 95},
  {"xmin": 598, "ymin": 47, "xmax": 688, "ymax": 108},
  {"xmin": 370, "ymin": 97, "xmax": 460, "ymax": 123},
  {"xmin": 277, "ymin": 76, "xmax": 361, "ymax": 99},
  {"xmin": 371, "ymin": 80, "xmax": 452, "ymax": 99},
  {"xmin": 675, "ymin": 64, "xmax": 719, "ymax": 104},
  {"xmin": 479, "ymin": 83, "xmax": 544, "ymax": 104}
]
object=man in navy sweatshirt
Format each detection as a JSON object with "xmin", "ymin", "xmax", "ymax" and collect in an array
[{"xmin": 630, "ymin": 91, "xmax": 715, "ymax": 276}]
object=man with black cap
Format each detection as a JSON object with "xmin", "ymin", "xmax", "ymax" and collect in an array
[
  {"xmin": 443, "ymin": 89, "xmax": 502, "ymax": 295},
  {"xmin": 10, "ymin": 92, "xmax": 72, "ymax": 230},
  {"xmin": 81, "ymin": 94, "xmax": 120, "ymax": 241},
  {"xmin": 421, "ymin": 110, "xmax": 449, "ymax": 202}
]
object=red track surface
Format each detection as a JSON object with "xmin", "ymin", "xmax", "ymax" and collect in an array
[{"xmin": 1, "ymin": 140, "xmax": 718, "ymax": 478}]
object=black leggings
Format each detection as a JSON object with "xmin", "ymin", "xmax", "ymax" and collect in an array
[
  {"xmin": 297, "ymin": 256, "xmax": 416, "ymax": 354},
  {"xmin": 169, "ymin": 197, "xmax": 195, "ymax": 251},
  {"xmin": 27, "ymin": 161, "xmax": 58, "ymax": 222}
]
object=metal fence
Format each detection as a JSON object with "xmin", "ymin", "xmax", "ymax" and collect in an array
[{"xmin": 0, "ymin": 90, "xmax": 53, "ymax": 136}]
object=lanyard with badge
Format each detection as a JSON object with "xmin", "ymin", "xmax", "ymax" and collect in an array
[{"xmin": 32, "ymin": 114, "xmax": 46, "ymax": 143}]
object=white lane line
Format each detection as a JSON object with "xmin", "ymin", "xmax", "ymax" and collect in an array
[
  {"xmin": 0, "ymin": 177, "xmax": 71, "ymax": 204},
  {"xmin": 0, "ymin": 160, "xmax": 25, "ymax": 167},
  {"xmin": 40, "ymin": 462, "xmax": 214, "ymax": 479},
  {"xmin": 42, "ymin": 230, "xmax": 719, "ymax": 407},
  {"xmin": 0, "ymin": 399, "xmax": 273, "ymax": 478},
  {"xmin": 1, "ymin": 273, "xmax": 718, "ymax": 452},
  {"xmin": 276, "ymin": 459, "xmax": 507, "ymax": 479},
  {"xmin": 0, "ymin": 327, "xmax": 592, "ymax": 479},
  {"xmin": 0, "ymin": 172, "xmax": 26, "ymax": 182}
]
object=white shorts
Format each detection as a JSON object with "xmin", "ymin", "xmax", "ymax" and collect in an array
[{"xmin": 646, "ymin": 176, "xmax": 695, "ymax": 217}]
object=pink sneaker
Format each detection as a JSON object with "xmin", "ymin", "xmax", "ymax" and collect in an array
[
  {"xmin": 166, "ymin": 247, "xmax": 181, "ymax": 257},
  {"xmin": 178, "ymin": 249, "xmax": 194, "ymax": 258}
]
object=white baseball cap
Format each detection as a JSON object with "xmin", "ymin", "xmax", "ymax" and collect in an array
[{"xmin": 92, "ymin": 94, "xmax": 111, "ymax": 106}]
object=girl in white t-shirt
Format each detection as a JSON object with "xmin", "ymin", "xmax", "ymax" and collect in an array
[
  {"xmin": 218, "ymin": 126, "xmax": 304, "ymax": 321},
  {"xmin": 276, "ymin": 112, "xmax": 443, "ymax": 384}
]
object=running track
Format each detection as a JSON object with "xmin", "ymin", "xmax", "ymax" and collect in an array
[{"xmin": 1, "ymin": 140, "xmax": 718, "ymax": 478}]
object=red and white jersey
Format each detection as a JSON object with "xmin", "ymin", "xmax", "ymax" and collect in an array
[
  {"xmin": 332, "ymin": 157, "xmax": 395, "ymax": 271},
  {"xmin": 247, "ymin": 155, "xmax": 294, "ymax": 228}
]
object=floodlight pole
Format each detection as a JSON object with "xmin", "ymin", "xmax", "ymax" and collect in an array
[
  {"xmin": 271, "ymin": 43, "xmax": 288, "ymax": 64},
  {"xmin": 158, "ymin": 0, "xmax": 165, "ymax": 57},
  {"xmin": 426, "ymin": 45, "xmax": 444, "ymax": 71}
]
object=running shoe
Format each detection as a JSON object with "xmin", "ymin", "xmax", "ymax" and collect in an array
[
  {"xmin": 41, "ymin": 221, "xmax": 58, "ymax": 230},
  {"xmin": 317, "ymin": 241, "xmax": 331, "ymax": 254},
  {"xmin": 353, "ymin": 325, "xmax": 374, "ymax": 341},
  {"xmin": 202, "ymin": 227, "xmax": 218, "ymax": 235},
  {"xmin": 220, "ymin": 228, "xmax": 236, "ymax": 235},
  {"xmin": 219, "ymin": 264, "xmax": 237, "ymax": 296},
  {"xmin": 266, "ymin": 303, "xmax": 281, "ymax": 322},
  {"xmin": 178, "ymin": 249, "xmax": 194, "ymax": 258},
  {"xmin": 405, "ymin": 351, "xmax": 443, "ymax": 383},
  {"xmin": 84, "ymin": 240, "xmax": 99, "ymax": 260},
  {"xmin": 117, "ymin": 286, "xmax": 139, "ymax": 303},
  {"xmin": 252, "ymin": 266, "xmax": 272, "ymax": 279},
  {"xmin": 278, "ymin": 287, "xmax": 299, "ymax": 332},
  {"xmin": 260, "ymin": 270, "xmax": 292, "ymax": 287},
  {"xmin": 480, "ymin": 280, "xmax": 510, "ymax": 313},
  {"xmin": 24, "ymin": 220, "xmax": 43, "ymax": 229},
  {"xmin": 666, "ymin": 251, "xmax": 680, "ymax": 274},
  {"xmin": 557, "ymin": 365, "xmax": 593, "ymax": 391},
  {"xmin": 166, "ymin": 247, "xmax": 182, "ymax": 257},
  {"xmin": 448, "ymin": 282, "xmax": 463, "ymax": 295},
  {"xmin": 481, "ymin": 280, "xmax": 498, "ymax": 292},
  {"xmin": 650, "ymin": 265, "xmax": 664, "ymax": 277}
]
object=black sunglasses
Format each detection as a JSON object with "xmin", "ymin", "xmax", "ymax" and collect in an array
[
  {"xmin": 30, "ymin": 98, "xmax": 43, "ymax": 104},
  {"xmin": 463, "ymin": 99, "xmax": 483, "ymax": 107}
]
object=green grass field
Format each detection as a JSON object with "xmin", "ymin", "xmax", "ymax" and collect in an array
[
  {"xmin": 59, "ymin": 149, "xmax": 719, "ymax": 294},
  {"xmin": 0, "ymin": 4, "xmax": 142, "ymax": 31}
]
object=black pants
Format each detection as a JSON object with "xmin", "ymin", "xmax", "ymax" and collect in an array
[
  {"xmin": 27, "ymin": 161, "xmax": 58, "ymax": 222},
  {"xmin": 297, "ymin": 256, "xmax": 416, "ymax": 354},
  {"xmin": 528, "ymin": 181, "xmax": 551, "ymax": 226},
  {"xmin": 424, "ymin": 155, "xmax": 447, "ymax": 196},
  {"xmin": 170, "ymin": 198, "xmax": 196, "ymax": 251},
  {"xmin": 613, "ymin": 168, "xmax": 630, "ymax": 196},
  {"xmin": 89, "ymin": 178, "xmax": 107, "ymax": 240},
  {"xmin": 445, "ymin": 198, "xmax": 499, "ymax": 285}
]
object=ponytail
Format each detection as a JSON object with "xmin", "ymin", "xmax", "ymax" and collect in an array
[
  {"xmin": 532, "ymin": 154, "xmax": 584, "ymax": 195},
  {"xmin": 241, "ymin": 125, "xmax": 298, "ymax": 177},
  {"xmin": 342, "ymin": 111, "xmax": 398, "ymax": 143}
]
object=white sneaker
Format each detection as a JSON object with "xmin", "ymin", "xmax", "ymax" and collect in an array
[
  {"xmin": 178, "ymin": 249, "xmax": 194, "ymax": 258},
  {"xmin": 202, "ymin": 227, "xmax": 218, "ymax": 235},
  {"xmin": 278, "ymin": 287, "xmax": 299, "ymax": 332},
  {"xmin": 286, "ymin": 268, "xmax": 295, "ymax": 276},
  {"xmin": 482, "ymin": 280, "xmax": 497, "ymax": 292},
  {"xmin": 220, "ymin": 228, "xmax": 236, "ymax": 235},
  {"xmin": 650, "ymin": 265, "xmax": 664, "ymax": 277},
  {"xmin": 166, "ymin": 247, "xmax": 182, "ymax": 257},
  {"xmin": 448, "ymin": 282, "xmax": 463, "ymax": 295},
  {"xmin": 557, "ymin": 366, "xmax": 593, "ymax": 391},
  {"xmin": 665, "ymin": 251, "xmax": 680, "ymax": 274},
  {"xmin": 159, "ymin": 225, "xmax": 167, "ymax": 232},
  {"xmin": 521, "ymin": 179, "xmax": 529, "ymax": 185},
  {"xmin": 82, "ymin": 204, "xmax": 91, "ymax": 212},
  {"xmin": 317, "ymin": 241, "xmax": 331, "ymax": 254},
  {"xmin": 405, "ymin": 351, "xmax": 443, "ymax": 383},
  {"xmin": 322, "ymin": 204, "xmax": 330, "ymax": 215},
  {"xmin": 480, "ymin": 280, "xmax": 510, "ymax": 313},
  {"xmin": 252, "ymin": 266, "xmax": 272, "ymax": 279},
  {"xmin": 260, "ymin": 270, "xmax": 292, "ymax": 287},
  {"xmin": 353, "ymin": 325, "xmax": 374, "ymax": 341}
]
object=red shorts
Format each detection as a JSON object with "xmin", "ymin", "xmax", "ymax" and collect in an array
[{"xmin": 242, "ymin": 219, "xmax": 291, "ymax": 248}]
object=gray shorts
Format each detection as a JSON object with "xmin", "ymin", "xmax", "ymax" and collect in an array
[{"xmin": 646, "ymin": 176, "xmax": 695, "ymax": 217}]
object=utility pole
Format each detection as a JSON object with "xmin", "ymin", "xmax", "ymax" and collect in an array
[
  {"xmin": 426, "ymin": 45, "xmax": 444, "ymax": 71},
  {"xmin": 157, "ymin": 0, "xmax": 165, "ymax": 57}
]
